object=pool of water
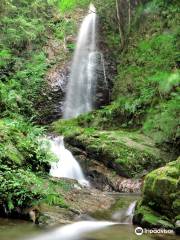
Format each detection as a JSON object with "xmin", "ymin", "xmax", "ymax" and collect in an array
[
  {"xmin": 86, "ymin": 224, "xmax": 179, "ymax": 240},
  {"xmin": 0, "ymin": 194, "xmax": 179, "ymax": 240},
  {"xmin": 0, "ymin": 218, "xmax": 42, "ymax": 240}
]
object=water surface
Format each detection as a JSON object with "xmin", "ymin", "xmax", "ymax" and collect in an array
[{"xmin": 0, "ymin": 194, "xmax": 179, "ymax": 240}]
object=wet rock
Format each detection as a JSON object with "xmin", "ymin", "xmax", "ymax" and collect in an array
[
  {"xmin": 38, "ymin": 205, "xmax": 73, "ymax": 226},
  {"xmin": 74, "ymin": 214, "xmax": 95, "ymax": 221},
  {"xmin": 67, "ymin": 145, "xmax": 142, "ymax": 193},
  {"xmin": 0, "ymin": 205, "xmax": 40, "ymax": 224},
  {"xmin": 37, "ymin": 64, "xmax": 70, "ymax": 124},
  {"xmin": 38, "ymin": 177, "xmax": 114, "ymax": 226}
]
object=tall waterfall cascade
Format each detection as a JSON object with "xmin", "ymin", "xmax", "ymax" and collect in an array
[
  {"xmin": 49, "ymin": 136, "xmax": 89, "ymax": 186},
  {"xmin": 63, "ymin": 3, "xmax": 106, "ymax": 119}
]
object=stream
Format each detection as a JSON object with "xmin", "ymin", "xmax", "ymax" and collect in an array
[{"xmin": 0, "ymin": 194, "xmax": 178, "ymax": 240}]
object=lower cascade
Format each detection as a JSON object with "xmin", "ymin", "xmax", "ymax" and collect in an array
[
  {"xmin": 49, "ymin": 136, "xmax": 89, "ymax": 187},
  {"xmin": 29, "ymin": 221, "xmax": 117, "ymax": 240},
  {"xmin": 112, "ymin": 201, "xmax": 136, "ymax": 224},
  {"xmin": 27, "ymin": 202, "xmax": 136, "ymax": 240}
]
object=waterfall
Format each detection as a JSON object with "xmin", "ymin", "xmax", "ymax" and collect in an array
[
  {"xmin": 49, "ymin": 136, "xmax": 89, "ymax": 187},
  {"xmin": 63, "ymin": 3, "xmax": 98, "ymax": 119},
  {"xmin": 112, "ymin": 201, "xmax": 136, "ymax": 224},
  {"xmin": 28, "ymin": 221, "xmax": 116, "ymax": 240}
]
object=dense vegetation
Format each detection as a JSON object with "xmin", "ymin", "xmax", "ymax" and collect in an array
[
  {"xmin": 0, "ymin": 0, "xmax": 90, "ymax": 217},
  {"xmin": 66, "ymin": 0, "xmax": 180, "ymax": 150},
  {"xmin": 0, "ymin": 0, "xmax": 179, "ymax": 230}
]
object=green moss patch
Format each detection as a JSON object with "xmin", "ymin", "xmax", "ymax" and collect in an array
[
  {"xmin": 53, "ymin": 119, "xmax": 169, "ymax": 178},
  {"xmin": 134, "ymin": 204, "xmax": 174, "ymax": 229},
  {"xmin": 134, "ymin": 158, "xmax": 180, "ymax": 229}
]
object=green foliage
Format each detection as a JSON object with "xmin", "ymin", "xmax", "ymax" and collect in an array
[
  {"xmin": 0, "ymin": 166, "xmax": 67, "ymax": 210},
  {"xmin": 55, "ymin": 19, "xmax": 77, "ymax": 40},
  {"xmin": 0, "ymin": 0, "xmax": 90, "ymax": 215},
  {"xmin": 43, "ymin": 194, "xmax": 67, "ymax": 207},
  {"xmin": 58, "ymin": 0, "xmax": 90, "ymax": 13},
  {"xmin": 105, "ymin": 0, "xmax": 180, "ymax": 146},
  {"xmin": 93, "ymin": 0, "xmax": 119, "ymax": 58},
  {"xmin": 0, "ymin": 0, "xmax": 56, "ymax": 50},
  {"xmin": 0, "ymin": 49, "xmax": 12, "ymax": 67},
  {"xmin": 149, "ymin": 72, "xmax": 180, "ymax": 94},
  {"xmin": 0, "ymin": 52, "xmax": 48, "ymax": 118},
  {"xmin": 143, "ymin": 96, "xmax": 180, "ymax": 143},
  {"xmin": 0, "ymin": 0, "xmax": 64, "ymax": 119},
  {"xmin": 0, "ymin": 117, "xmax": 54, "ymax": 170}
]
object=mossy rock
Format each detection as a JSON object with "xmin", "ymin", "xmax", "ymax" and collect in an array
[
  {"xmin": 134, "ymin": 157, "xmax": 180, "ymax": 231},
  {"xmin": 53, "ymin": 119, "xmax": 170, "ymax": 178},
  {"xmin": 133, "ymin": 204, "xmax": 174, "ymax": 229},
  {"xmin": 142, "ymin": 158, "xmax": 180, "ymax": 217}
]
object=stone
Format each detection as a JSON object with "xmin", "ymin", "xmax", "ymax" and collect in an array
[{"xmin": 133, "ymin": 157, "xmax": 180, "ymax": 232}]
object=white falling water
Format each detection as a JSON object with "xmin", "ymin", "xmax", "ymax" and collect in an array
[
  {"xmin": 28, "ymin": 221, "xmax": 116, "ymax": 240},
  {"xmin": 63, "ymin": 3, "xmax": 97, "ymax": 119},
  {"xmin": 112, "ymin": 201, "xmax": 136, "ymax": 224},
  {"xmin": 49, "ymin": 136, "xmax": 89, "ymax": 187}
]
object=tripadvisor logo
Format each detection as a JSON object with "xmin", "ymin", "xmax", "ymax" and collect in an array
[
  {"xmin": 135, "ymin": 227, "xmax": 174, "ymax": 235},
  {"xmin": 135, "ymin": 227, "xmax": 144, "ymax": 235}
]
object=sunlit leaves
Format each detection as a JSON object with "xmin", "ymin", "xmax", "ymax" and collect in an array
[{"xmin": 58, "ymin": 0, "xmax": 90, "ymax": 13}]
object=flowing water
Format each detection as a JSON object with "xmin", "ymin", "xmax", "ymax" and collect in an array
[
  {"xmin": 49, "ymin": 136, "xmax": 89, "ymax": 186},
  {"xmin": 63, "ymin": 3, "xmax": 105, "ymax": 119},
  {"xmin": 0, "ymin": 195, "xmax": 178, "ymax": 240},
  {"xmin": 28, "ymin": 221, "xmax": 117, "ymax": 240},
  {"xmin": 112, "ymin": 201, "xmax": 136, "ymax": 223}
]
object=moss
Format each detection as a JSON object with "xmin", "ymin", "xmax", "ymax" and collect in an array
[
  {"xmin": 134, "ymin": 158, "xmax": 180, "ymax": 229},
  {"xmin": 53, "ymin": 119, "xmax": 169, "ymax": 178},
  {"xmin": 53, "ymin": 118, "xmax": 84, "ymax": 138},
  {"xmin": 134, "ymin": 204, "xmax": 174, "ymax": 229}
]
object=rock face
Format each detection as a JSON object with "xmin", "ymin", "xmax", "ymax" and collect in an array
[
  {"xmin": 68, "ymin": 145, "xmax": 142, "ymax": 192},
  {"xmin": 133, "ymin": 157, "xmax": 180, "ymax": 232},
  {"xmin": 37, "ymin": 64, "xmax": 70, "ymax": 124}
]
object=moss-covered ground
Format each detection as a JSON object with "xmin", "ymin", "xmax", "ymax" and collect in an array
[{"xmin": 53, "ymin": 118, "xmax": 171, "ymax": 178}]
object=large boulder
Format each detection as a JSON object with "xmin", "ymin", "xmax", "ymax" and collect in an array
[{"xmin": 133, "ymin": 157, "xmax": 180, "ymax": 232}]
